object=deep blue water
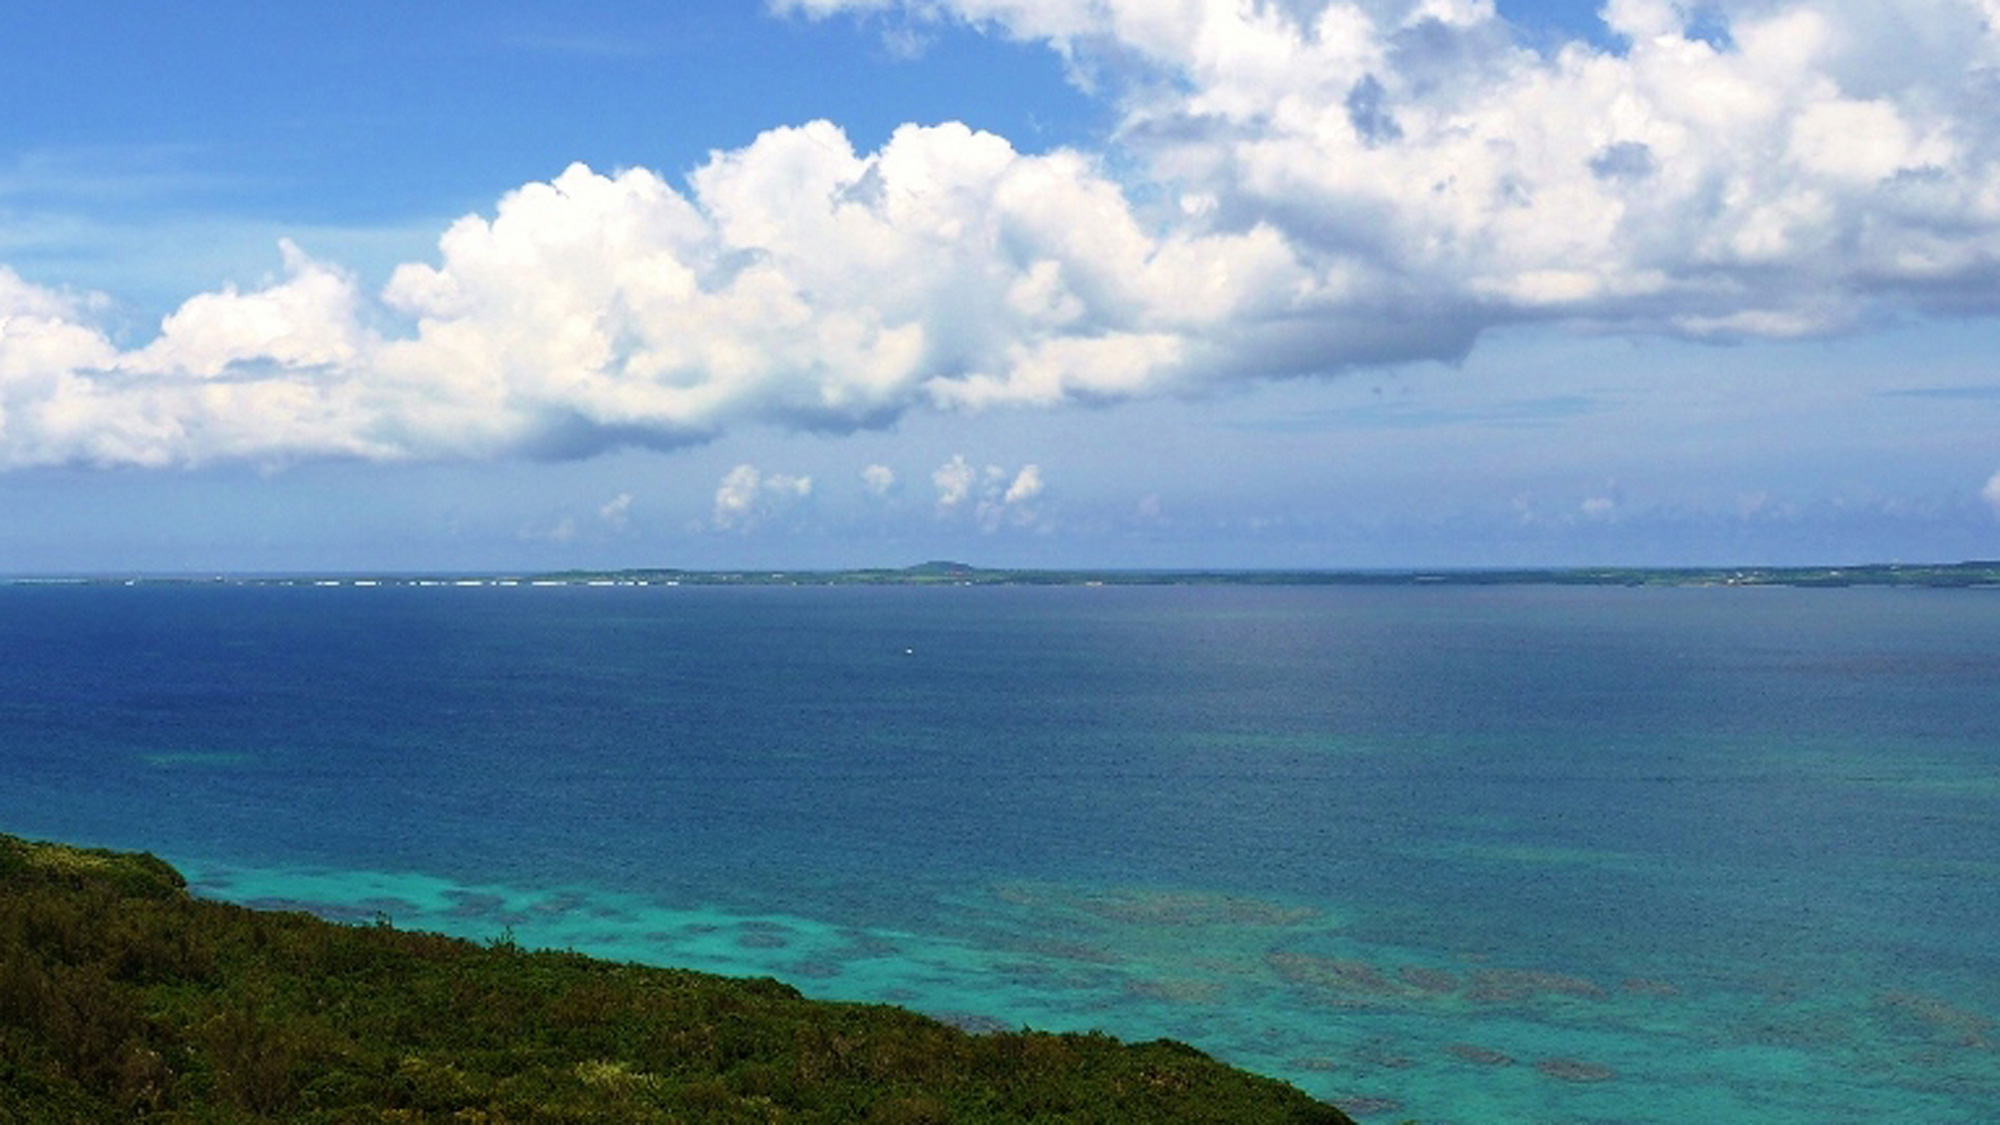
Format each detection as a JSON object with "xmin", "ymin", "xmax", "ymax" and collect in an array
[{"xmin": 2, "ymin": 582, "xmax": 1996, "ymax": 1122}]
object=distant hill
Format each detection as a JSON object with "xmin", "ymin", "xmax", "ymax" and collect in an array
[{"xmin": 904, "ymin": 560, "xmax": 978, "ymax": 576}]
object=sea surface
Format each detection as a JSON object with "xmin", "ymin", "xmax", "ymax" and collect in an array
[{"xmin": 1, "ymin": 581, "xmax": 1995, "ymax": 1122}]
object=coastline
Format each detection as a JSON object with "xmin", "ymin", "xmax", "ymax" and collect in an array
[
  {"xmin": 0, "ymin": 830, "xmax": 1355, "ymax": 1123},
  {"xmin": 6, "ymin": 558, "xmax": 2000, "ymax": 589},
  {"xmin": 6, "ymin": 583, "xmax": 1996, "ymax": 1120}
]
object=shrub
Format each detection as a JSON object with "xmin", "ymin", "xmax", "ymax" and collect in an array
[{"xmin": 0, "ymin": 832, "xmax": 1356, "ymax": 1123}]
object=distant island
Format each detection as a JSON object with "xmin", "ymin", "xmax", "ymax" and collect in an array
[{"xmin": 11, "ymin": 559, "xmax": 2000, "ymax": 589}]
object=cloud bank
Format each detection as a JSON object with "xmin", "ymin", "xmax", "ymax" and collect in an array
[{"xmin": 7, "ymin": 0, "xmax": 2000, "ymax": 468}]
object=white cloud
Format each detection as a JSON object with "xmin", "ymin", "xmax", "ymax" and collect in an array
[
  {"xmin": 1983, "ymin": 470, "xmax": 2000, "ymax": 514},
  {"xmin": 124, "ymin": 241, "xmax": 366, "ymax": 378},
  {"xmin": 712, "ymin": 463, "xmax": 814, "ymax": 530},
  {"xmin": 0, "ymin": 248, "xmax": 393, "ymax": 469},
  {"xmin": 1003, "ymin": 463, "xmax": 1045, "ymax": 505},
  {"xmin": 933, "ymin": 454, "xmax": 977, "ymax": 508},
  {"xmin": 7, "ymin": 2, "xmax": 2000, "ymax": 470},
  {"xmin": 599, "ymin": 492, "xmax": 634, "ymax": 529},
  {"xmin": 0, "ymin": 121, "xmax": 1306, "ymax": 468},
  {"xmin": 932, "ymin": 453, "xmax": 1048, "ymax": 529},
  {"xmin": 792, "ymin": 0, "xmax": 2000, "ymax": 336},
  {"xmin": 862, "ymin": 463, "xmax": 898, "ymax": 496},
  {"xmin": 982, "ymin": 463, "xmax": 1047, "ymax": 530},
  {"xmin": 714, "ymin": 465, "xmax": 763, "ymax": 529}
]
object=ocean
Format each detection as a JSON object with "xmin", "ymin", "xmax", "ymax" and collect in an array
[{"xmin": 1, "ymin": 581, "xmax": 1994, "ymax": 1122}]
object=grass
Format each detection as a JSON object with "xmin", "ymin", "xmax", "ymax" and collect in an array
[{"xmin": 0, "ymin": 832, "xmax": 1354, "ymax": 1122}]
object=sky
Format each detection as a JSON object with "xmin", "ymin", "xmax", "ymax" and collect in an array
[{"xmin": 4, "ymin": 0, "xmax": 2000, "ymax": 573}]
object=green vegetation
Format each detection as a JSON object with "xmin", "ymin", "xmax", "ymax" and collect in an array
[{"xmin": 0, "ymin": 832, "xmax": 1352, "ymax": 1122}]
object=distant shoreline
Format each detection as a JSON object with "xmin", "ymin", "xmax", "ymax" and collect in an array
[{"xmin": 7, "ymin": 560, "xmax": 2000, "ymax": 589}]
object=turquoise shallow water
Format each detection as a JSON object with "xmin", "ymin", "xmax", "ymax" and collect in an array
[{"xmin": 1, "ymin": 583, "xmax": 1996, "ymax": 1122}]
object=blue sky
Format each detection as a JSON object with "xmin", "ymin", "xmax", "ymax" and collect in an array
[{"xmin": 3, "ymin": 0, "xmax": 1999, "ymax": 572}]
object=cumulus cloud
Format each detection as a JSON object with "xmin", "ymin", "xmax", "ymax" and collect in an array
[
  {"xmin": 0, "ymin": 122, "xmax": 1300, "ymax": 468},
  {"xmin": 788, "ymin": 0, "xmax": 2000, "ymax": 333},
  {"xmin": 861, "ymin": 463, "xmax": 899, "ymax": 496},
  {"xmin": 7, "ymin": 1, "xmax": 2000, "ymax": 469},
  {"xmin": 1983, "ymin": 470, "xmax": 2000, "ymax": 514},
  {"xmin": 712, "ymin": 463, "xmax": 814, "ymax": 530},
  {"xmin": 932, "ymin": 453, "xmax": 1048, "ymax": 529},
  {"xmin": 932, "ymin": 454, "xmax": 976, "ymax": 508},
  {"xmin": 1002, "ymin": 462, "xmax": 1044, "ymax": 506}
]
